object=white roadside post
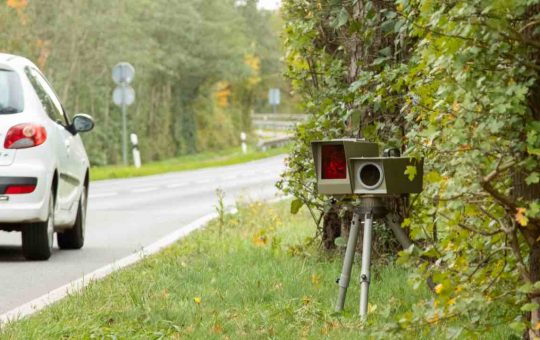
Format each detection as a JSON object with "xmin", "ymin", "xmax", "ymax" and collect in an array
[
  {"xmin": 240, "ymin": 132, "xmax": 247, "ymax": 154},
  {"xmin": 130, "ymin": 133, "xmax": 142, "ymax": 168},
  {"xmin": 112, "ymin": 62, "xmax": 135, "ymax": 166}
]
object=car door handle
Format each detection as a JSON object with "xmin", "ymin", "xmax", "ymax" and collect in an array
[{"xmin": 65, "ymin": 140, "xmax": 71, "ymax": 150}]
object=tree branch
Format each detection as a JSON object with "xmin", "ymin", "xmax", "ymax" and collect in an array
[{"xmin": 438, "ymin": 212, "xmax": 503, "ymax": 237}]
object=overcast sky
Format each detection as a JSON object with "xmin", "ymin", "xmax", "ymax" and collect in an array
[{"xmin": 258, "ymin": 0, "xmax": 281, "ymax": 10}]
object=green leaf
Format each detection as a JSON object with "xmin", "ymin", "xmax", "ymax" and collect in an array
[
  {"xmin": 405, "ymin": 166, "xmax": 417, "ymax": 181},
  {"xmin": 509, "ymin": 321, "xmax": 526, "ymax": 333},
  {"xmin": 447, "ymin": 327, "xmax": 463, "ymax": 339},
  {"xmin": 426, "ymin": 171, "xmax": 442, "ymax": 183},
  {"xmin": 334, "ymin": 237, "xmax": 347, "ymax": 248},
  {"xmin": 526, "ymin": 172, "xmax": 540, "ymax": 185},
  {"xmin": 290, "ymin": 199, "xmax": 304, "ymax": 215},
  {"xmin": 521, "ymin": 302, "xmax": 539, "ymax": 312},
  {"xmin": 402, "ymin": 218, "xmax": 412, "ymax": 227},
  {"xmin": 518, "ymin": 282, "xmax": 534, "ymax": 294},
  {"xmin": 336, "ymin": 8, "xmax": 348, "ymax": 28},
  {"xmin": 379, "ymin": 46, "xmax": 392, "ymax": 57},
  {"xmin": 529, "ymin": 147, "xmax": 540, "ymax": 156},
  {"xmin": 533, "ymin": 281, "xmax": 540, "ymax": 290},
  {"xmin": 530, "ymin": 201, "xmax": 540, "ymax": 217}
]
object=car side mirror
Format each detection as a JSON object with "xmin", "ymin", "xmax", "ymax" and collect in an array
[{"xmin": 71, "ymin": 114, "xmax": 94, "ymax": 133}]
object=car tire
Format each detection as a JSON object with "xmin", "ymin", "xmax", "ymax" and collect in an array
[
  {"xmin": 22, "ymin": 191, "xmax": 54, "ymax": 261},
  {"xmin": 58, "ymin": 186, "xmax": 86, "ymax": 250}
]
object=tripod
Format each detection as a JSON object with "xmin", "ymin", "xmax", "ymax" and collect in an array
[{"xmin": 335, "ymin": 197, "xmax": 386, "ymax": 318}]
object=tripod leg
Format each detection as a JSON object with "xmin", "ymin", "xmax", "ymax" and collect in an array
[
  {"xmin": 359, "ymin": 213, "xmax": 374, "ymax": 318},
  {"xmin": 336, "ymin": 212, "xmax": 361, "ymax": 312}
]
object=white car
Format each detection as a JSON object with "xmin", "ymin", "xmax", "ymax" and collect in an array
[{"xmin": 0, "ymin": 53, "xmax": 94, "ymax": 260}]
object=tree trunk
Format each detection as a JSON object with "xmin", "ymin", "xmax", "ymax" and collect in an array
[
  {"xmin": 528, "ymin": 237, "xmax": 540, "ymax": 339},
  {"xmin": 521, "ymin": 4, "xmax": 540, "ymax": 335},
  {"xmin": 322, "ymin": 203, "xmax": 342, "ymax": 250}
]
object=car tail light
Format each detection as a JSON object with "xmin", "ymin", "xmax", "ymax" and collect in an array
[
  {"xmin": 5, "ymin": 185, "xmax": 36, "ymax": 194},
  {"xmin": 321, "ymin": 144, "xmax": 347, "ymax": 179},
  {"xmin": 4, "ymin": 123, "xmax": 47, "ymax": 149}
]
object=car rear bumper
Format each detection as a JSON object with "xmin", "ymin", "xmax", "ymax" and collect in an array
[{"xmin": 0, "ymin": 163, "xmax": 51, "ymax": 224}]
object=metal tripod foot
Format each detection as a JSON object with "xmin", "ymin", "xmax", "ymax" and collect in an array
[
  {"xmin": 359, "ymin": 213, "xmax": 373, "ymax": 318},
  {"xmin": 335, "ymin": 212, "xmax": 360, "ymax": 312}
]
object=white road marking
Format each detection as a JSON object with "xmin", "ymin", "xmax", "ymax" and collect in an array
[
  {"xmin": 222, "ymin": 175, "xmax": 237, "ymax": 180},
  {"xmin": 131, "ymin": 187, "xmax": 157, "ymax": 193},
  {"xmin": 166, "ymin": 183, "xmax": 188, "ymax": 189},
  {"xmin": 89, "ymin": 192, "xmax": 118, "ymax": 199},
  {"xmin": 194, "ymin": 179, "xmax": 212, "ymax": 184}
]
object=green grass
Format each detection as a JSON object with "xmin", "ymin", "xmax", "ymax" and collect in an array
[
  {"xmin": 0, "ymin": 201, "xmax": 514, "ymax": 339},
  {"xmin": 90, "ymin": 146, "xmax": 287, "ymax": 181}
]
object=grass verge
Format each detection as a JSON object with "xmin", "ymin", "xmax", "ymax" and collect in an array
[
  {"xmin": 0, "ymin": 201, "xmax": 512, "ymax": 339},
  {"xmin": 90, "ymin": 146, "xmax": 287, "ymax": 181}
]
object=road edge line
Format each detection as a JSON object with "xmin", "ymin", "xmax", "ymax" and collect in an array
[{"xmin": 0, "ymin": 196, "xmax": 288, "ymax": 327}]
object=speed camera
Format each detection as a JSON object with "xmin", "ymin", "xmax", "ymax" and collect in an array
[
  {"xmin": 311, "ymin": 139, "xmax": 423, "ymax": 196},
  {"xmin": 311, "ymin": 139, "xmax": 379, "ymax": 195}
]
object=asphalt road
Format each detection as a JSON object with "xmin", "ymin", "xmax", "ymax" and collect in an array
[{"xmin": 0, "ymin": 155, "xmax": 286, "ymax": 314}]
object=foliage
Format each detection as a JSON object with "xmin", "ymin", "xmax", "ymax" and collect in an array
[
  {"xmin": 277, "ymin": 0, "xmax": 412, "ymax": 231},
  {"xmin": 394, "ymin": 0, "xmax": 540, "ymax": 337},
  {"xmin": 281, "ymin": 0, "xmax": 540, "ymax": 337},
  {"xmin": 0, "ymin": 0, "xmax": 284, "ymax": 165}
]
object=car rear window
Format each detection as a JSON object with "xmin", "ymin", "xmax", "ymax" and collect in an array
[{"xmin": 0, "ymin": 69, "xmax": 24, "ymax": 114}]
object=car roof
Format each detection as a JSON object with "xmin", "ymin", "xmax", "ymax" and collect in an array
[
  {"xmin": 0, "ymin": 53, "xmax": 33, "ymax": 67},
  {"xmin": 0, "ymin": 53, "xmax": 20, "ymax": 62}
]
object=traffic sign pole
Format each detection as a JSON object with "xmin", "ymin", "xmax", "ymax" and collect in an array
[
  {"xmin": 112, "ymin": 62, "xmax": 135, "ymax": 166},
  {"xmin": 122, "ymin": 97, "xmax": 128, "ymax": 165},
  {"xmin": 268, "ymin": 88, "xmax": 280, "ymax": 114}
]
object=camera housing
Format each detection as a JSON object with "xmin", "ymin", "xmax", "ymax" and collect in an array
[
  {"xmin": 311, "ymin": 139, "xmax": 379, "ymax": 195},
  {"xmin": 351, "ymin": 157, "xmax": 423, "ymax": 195}
]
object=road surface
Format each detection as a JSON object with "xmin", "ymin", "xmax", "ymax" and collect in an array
[{"xmin": 0, "ymin": 155, "xmax": 285, "ymax": 314}]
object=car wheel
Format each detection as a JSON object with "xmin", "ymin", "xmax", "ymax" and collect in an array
[
  {"xmin": 58, "ymin": 186, "xmax": 86, "ymax": 249},
  {"xmin": 22, "ymin": 191, "xmax": 54, "ymax": 261}
]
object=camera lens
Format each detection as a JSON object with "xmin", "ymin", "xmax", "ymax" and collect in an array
[{"xmin": 359, "ymin": 163, "xmax": 383, "ymax": 189}]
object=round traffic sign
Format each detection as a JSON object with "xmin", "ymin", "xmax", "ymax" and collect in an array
[
  {"xmin": 113, "ymin": 86, "xmax": 135, "ymax": 107},
  {"xmin": 112, "ymin": 62, "xmax": 135, "ymax": 85}
]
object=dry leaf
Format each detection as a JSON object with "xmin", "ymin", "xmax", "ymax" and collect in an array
[
  {"xmin": 516, "ymin": 208, "xmax": 529, "ymax": 227},
  {"xmin": 435, "ymin": 283, "xmax": 443, "ymax": 294}
]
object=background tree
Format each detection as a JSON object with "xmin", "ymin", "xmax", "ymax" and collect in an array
[{"xmin": 0, "ymin": 0, "xmax": 288, "ymax": 165}]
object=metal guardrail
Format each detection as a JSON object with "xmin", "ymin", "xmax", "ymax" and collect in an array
[
  {"xmin": 252, "ymin": 113, "xmax": 309, "ymax": 121},
  {"xmin": 252, "ymin": 113, "xmax": 308, "ymax": 131},
  {"xmin": 252, "ymin": 113, "xmax": 307, "ymax": 148},
  {"xmin": 257, "ymin": 136, "xmax": 292, "ymax": 151},
  {"xmin": 252, "ymin": 120, "xmax": 297, "ymax": 130}
]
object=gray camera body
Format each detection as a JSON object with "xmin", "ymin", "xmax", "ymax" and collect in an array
[
  {"xmin": 351, "ymin": 157, "xmax": 423, "ymax": 195},
  {"xmin": 311, "ymin": 139, "xmax": 423, "ymax": 196}
]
